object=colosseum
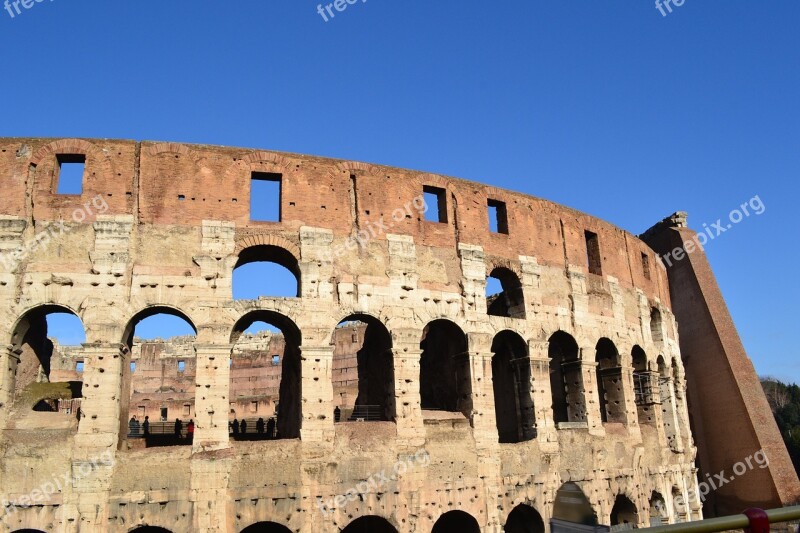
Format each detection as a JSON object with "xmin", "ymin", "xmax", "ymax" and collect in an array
[{"xmin": 0, "ymin": 138, "xmax": 797, "ymax": 533}]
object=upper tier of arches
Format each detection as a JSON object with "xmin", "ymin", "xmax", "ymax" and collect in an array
[{"xmin": 0, "ymin": 138, "xmax": 670, "ymax": 304}]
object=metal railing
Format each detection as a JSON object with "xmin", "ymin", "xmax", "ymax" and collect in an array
[
  {"xmin": 640, "ymin": 506, "xmax": 800, "ymax": 533},
  {"xmin": 334, "ymin": 405, "xmax": 384, "ymax": 422},
  {"xmin": 229, "ymin": 417, "xmax": 278, "ymax": 439},
  {"xmin": 128, "ymin": 420, "xmax": 192, "ymax": 438}
]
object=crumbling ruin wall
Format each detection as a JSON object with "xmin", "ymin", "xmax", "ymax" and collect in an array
[{"xmin": 0, "ymin": 137, "xmax": 750, "ymax": 532}]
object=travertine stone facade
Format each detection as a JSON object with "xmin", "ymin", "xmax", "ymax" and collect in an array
[{"xmin": 0, "ymin": 137, "xmax": 734, "ymax": 532}]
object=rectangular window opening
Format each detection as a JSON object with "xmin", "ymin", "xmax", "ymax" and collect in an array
[
  {"xmin": 178, "ymin": 360, "xmax": 186, "ymax": 373},
  {"xmin": 130, "ymin": 362, "xmax": 136, "ymax": 373},
  {"xmin": 423, "ymin": 186, "xmax": 447, "ymax": 223},
  {"xmin": 488, "ymin": 199, "xmax": 509, "ymax": 234},
  {"xmin": 183, "ymin": 404, "xmax": 191, "ymax": 416},
  {"xmin": 585, "ymin": 230, "xmax": 602, "ymax": 275},
  {"xmin": 641, "ymin": 252, "xmax": 651, "ymax": 280},
  {"xmin": 75, "ymin": 361, "xmax": 84, "ymax": 373},
  {"xmin": 56, "ymin": 154, "xmax": 86, "ymax": 195},
  {"xmin": 250, "ymin": 172, "xmax": 282, "ymax": 222}
]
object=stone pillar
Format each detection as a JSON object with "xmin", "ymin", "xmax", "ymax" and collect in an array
[
  {"xmin": 529, "ymin": 344, "xmax": 560, "ymax": 450},
  {"xmin": 0, "ymin": 346, "xmax": 21, "ymax": 427},
  {"xmin": 71, "ymin": 343, "xmax": 127, "ymax": 531},
  {"xmin": 393, "ymin": 346, "xmax": 425, "ymax": 445},
  {"xmin": 458, "ymin": 243, "xmax": 487, "ymax": 314},
  {"xmin": 193, "ymin": 343, "xmax": 232, "ymax": 451},
  {"xmin": 468, "ymin": 350, "xmax": 498, "ymax": 446},
  {"xmin": 660, "ymin": 376, "xmax": 683, "ymax": 453},
  {"xmin": 619, "ymin": 364, "xmax": 640, "ymax": 431},
  {"xmin": 673, "ymin": 365, "xmax": 692, "ymax": 451},
  {"xmin": 578, "ymin": 349, "xmax": 604, "ymax": 435},
  {"xmin": 74, "ymin": 344, "xmax": 126, "ymax": 452},
  {"xmin": 300, "ymin": 345, "xmax": 335, "ymax": 444},
  {"xmin": 528, "ymin": 344, "xmax": 554, "ymax": 429}
]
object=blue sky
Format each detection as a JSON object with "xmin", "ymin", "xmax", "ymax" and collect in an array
[{"xmin": 2, "ymin": 1, "xmax": 797, "ymax": 382}]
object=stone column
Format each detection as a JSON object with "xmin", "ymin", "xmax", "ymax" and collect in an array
[
  {"xmin": 0, "ymin": 346, "xmax": 21, "ymax": 427},
  {"xmin": 391, "ymin": 328, "xmax": 425, "ymax": 445},
  {"xmin": 193, "ymin": 343, "xmax": 232, "ymax": 451},
  {"xmin": 393, "ymin": 349, "xmax": 425, "ymax": 444},
  {"xmin": 619, "ymin": 364, "xmax": 641, "ymax": 432},
  {"xmin": 673, "ymin": 366, "xmax": 692, "ymax": 452},
  {"xmin": 74, "ymin": 344, "xmax": 126, "ymax": 452},
  {"xmin": 529, "ymin": 341, "xmax": 560, "ymax": 451},
  {"xmin": 660, "ymin": 376, "xmax": 683, "ymax": 453},
  {"xmin": 70, "ymin": 343, "xmax": 127, "ymax": 531},
  {"xmin": 468, "ymin": 350, "xmax": 498, "ymax": 446},
  {"xmin": 578, "ymin": 348, "xmax": 604, "ymax": 435},
  {"xmin": 300, "ymin": 344, "xmax": 335, "ymax": 444}
]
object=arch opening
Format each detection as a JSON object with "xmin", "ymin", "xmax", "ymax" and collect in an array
[
  {"xmin": 240, "ymin": 522, "xmax": 292, "ymax": 533},
  {"xmin": 552, "ymin": 482, "xmax": 597, "ymax": 526},
  {"xmin": 122, "ymin": 307, "xmax": 198, "ymax": 449},
  {"xmin": 610, "ymin": 494, "xmax": 639, "ymax": 530},
  {"xmin": 233, "ymin": 245, "xmax": 300, "ymax": 299},
  {"xmin": 650, "ymin": 308, "xmax": 663, "ymax": 343},
  {"xmin": 595, "ymin": 338, "xmax": 625, "ymax": 424},
  {"xmin": 504, "ymin": 503, "xmax": 545, "ymax": 533},
  {"xmin": 547, "ymin": 331, "xmax": 584, "ymax": 424},
  {"xmin": 491, "ymin": 330, "xmax": 536, "ymax": 443},
  {"xmin": 432, "ymin": 510, "xmax": 481, "ymax": 533},
  {"xmin": 649, "ymin": 491, "xmax": 668, "ymax": 526},
  {"xmin": 486, "ymin": 267, "xmax": 526, "ymax": 319},
  {"xmin": 342, "ymin": 516, "xmax": 398, "ymax": 533},
  {"xmin": 632, "ymin": 346, "xmax": 655, "ymax": 426},
  {"xmin": 7, "ymin": 305, "xmax": 85, "ymax": 430},
  {"xmin": 420, "ymin": 320, "xmax": 472, "ymax": 420},
  {"xmin": 130, "ymin": 528, "xmax": 174, "ymax": 533},
  {"xmin": 333, "ymin": 315, "xmax": 395, "ymax": 423},
  {"xmin": 672, "ymin": 487, "xmax": 687, "ymax": 523},
  {"xmin": 230, "ymin": 311, "xmax": 302, "ymax": 440}
]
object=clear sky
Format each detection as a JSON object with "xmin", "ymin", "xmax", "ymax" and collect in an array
[{"xmin": 2, "ymin": 1, "xmax": 797, "ymax": 382}]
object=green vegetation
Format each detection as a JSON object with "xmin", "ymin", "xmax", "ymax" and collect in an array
[
  {"xmin": 15, "ymin": 381, "xmax": 82, "ymax": 410},
  {"xmin": 761, "ymin": 377, "xmax": 800, "ymax": 475}
]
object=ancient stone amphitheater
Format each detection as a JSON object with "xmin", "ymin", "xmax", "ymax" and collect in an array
[{"xmin": 0, "ymin": 138, "xmax": 796, "ymax": 533}]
